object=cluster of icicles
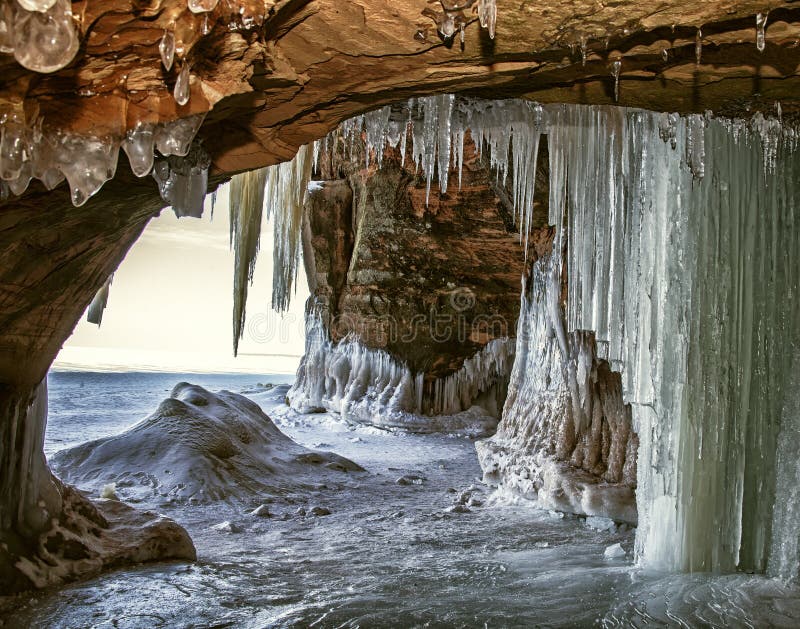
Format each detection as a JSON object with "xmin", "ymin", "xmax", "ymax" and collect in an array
[
  {"xmin": 228, "ymin": 95, "xmax": 797, "ymax": 345},
  {"xmin": 288, "ymin": 311, "xmax": 514, "ymax": 426},
  {"xmin": 239, "ymin": 95, "xmax": 800, "ymax": 579},
  {"xmin": 0, "ymin": 110, "xmax": 206, "ymax": 206}
]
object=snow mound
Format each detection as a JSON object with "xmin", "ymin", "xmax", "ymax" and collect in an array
[{"xmin": 51, "ymin": 383, "xmax": 364, "ymax": 504}]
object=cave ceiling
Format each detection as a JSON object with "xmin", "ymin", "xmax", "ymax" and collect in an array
[{"xmin": 2, "ymin": 0, "xmax": 800, "ymax": 177}]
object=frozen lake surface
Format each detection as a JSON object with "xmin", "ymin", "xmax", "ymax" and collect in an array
[{"xmin": 2, "ymin": 373, "xmax": 800, "ymax": 627}]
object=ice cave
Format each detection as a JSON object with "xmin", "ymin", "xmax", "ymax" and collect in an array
[{"xmin": 2, "ymin": 0, "xmax": 800, "ymax": 626}]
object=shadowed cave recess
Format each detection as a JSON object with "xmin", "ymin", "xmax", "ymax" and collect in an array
[{"xmin": 2, "ymin": 0, "xmax": 800, "ymax": 622}]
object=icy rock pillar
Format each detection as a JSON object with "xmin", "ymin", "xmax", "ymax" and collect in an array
[{"xmin": 0, "ymin": 381, "xmax": 61, "ymax": 591}]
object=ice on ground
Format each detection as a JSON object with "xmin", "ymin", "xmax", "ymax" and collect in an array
[
  {"xmin": 51, "ymin": 383, "xmax": 364, "ymax": 505},
  {"xmin": 605, "ymin": 543, "xmax": 626, "ymax": 558}
]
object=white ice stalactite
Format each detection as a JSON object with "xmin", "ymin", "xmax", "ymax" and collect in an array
[
  {"xmin": 428, "ymin": 338, "xmax": 515, "ymax": 417},
  {"xmin": 265, "ymin": 144, "xmax": 313, "ymax": 312},
  {"xmin": 159, "ymin": 30, "xmax": 175, "ymax": 71},
  {"xmin": 226, "ymin": 144, "xmax": 311, "ymax": 353},
  {"xmin": 317, "ymin": 97, "xmax": 548, "ymax": 255},
  {"xmin": 173, "ymin": 63, "xmax": 191, "ymax": 107},
  {"xmin": 542, "ymin": 106, "xmax": 800, "ymax": 574},
  {"xmin": 288, "ymin": 311, "xmax": 514, "ymax": 435},
  {"xmin": 756, "ymin": 12, "xmax": 768, "ymax": 53},
  {"xmin": 768, "ymin": 352, "xmax": 800, "ymax": 581},
  {"xmin": 477, "ymin": 0, "xmax": 497, "ymax": 39},
  {"xmin": 228, "ymin": 167, "xmax": 267, "ymax": 356},
  {"xmin": 188, "ymin": 0, "xmax": 219, "ymax": 14},
  {"xmin": 86, "ymin": 275, "xmax": 113, "ymax": 326}
]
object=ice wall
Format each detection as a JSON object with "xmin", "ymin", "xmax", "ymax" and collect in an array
[
  {"xmin": 288, "ymin": 311, "xmax": 514, "ymax": 436},
  {"xmin": 310, "ymin": 96, "xmax": 799, "ymax": 575},
  {"xmin": 545, "ymin": 107, "xmax": 800, "ymax": 574}
]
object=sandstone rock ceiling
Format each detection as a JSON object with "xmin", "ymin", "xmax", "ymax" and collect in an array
[
  {"xmin": 2, "ymin": 0, "xmax": 800, "ymax": 389},
  {"xmin": 2, "ymin": 0, "xmax": 800, "ymax": 176}
]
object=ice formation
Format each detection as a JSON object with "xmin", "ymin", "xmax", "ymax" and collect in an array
[
  {"xmin": 229, "ymin": 167, "xmax": 267, "ymax": 356},
  {"xmin": 11, "ymin": 0, "xmax": 79, "ymax": 73},
  {"xmin": 159, "ymin": 29, "xmax": 175, "ymax": 71},
  {"xmin": 756, "ymin": 12, "xmax": 768, "ymax": 52},
  {"xmin": 288, "ymin": 312, "xmax": 513, "ymax": 436},
  {"xmin": 173, "ymin": 63, "xmax": 191, "ymax": 106},
  {"xmin": 0, "ymin": 110, "xmax": 205, "ymax": 206},
  {"xmin": 188, "ymin": 0, "xmax": 219, "ymax": 14},
  {"xmin": 227, "ymin": 144, "xmax": 311, "ymax": 350},
  {"xmin": 152, "ymin": 143, "xmax": 210, "ymax": 218},
  {"xmin": 477, "ymin": 0, "xmax": 497, "ymax": 39},
  {"xmin": 51, "ymin": 383, "xmax": 364, "ymax": 504},
  {"xmin": 305, "ymin": 95, "xmax": 800, "ymax": 576},
  {"xmin": 86, "ymin": 275, "xmax": 113, "ymax": 326}
]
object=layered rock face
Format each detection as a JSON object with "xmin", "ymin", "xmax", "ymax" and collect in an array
[{"xmin": 289, "ymin": 136, "xmax": 526, "ymax": 433}]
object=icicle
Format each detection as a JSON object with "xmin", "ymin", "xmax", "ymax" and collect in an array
[
  {"xmin": 580, "ymin": 36, "xmax": 587, "ymax": 66},
  {"xmin": 610, "ymin": 59, "xmax": 622, "ymax": 102},
  {"xmin": 86, "ymin": 275, "xmax": 113, "ymax": 326},
  {"xmin": 0, "ymin": 2, "xmax": 13, "ymax": 54},
  {"xmin": 17, "ymin": 0, "xmax": 57, "ymax": 10},
  {"xmin": 0, "ymin": 112, "xmax": 27, "ymax": 181},
  {"xmin": 265, "ymin": 144, "xmax": 313, "ymax": 312},
  {"xmin": 288, "ymin": 311, "xmax": 513, "ymax": 431},
  {"xmin": 49, "ymin": 132, "xmax": 119, "ymax": 206},
  {"xmin": 477, "ymin": 0, "xmax": 497, "ymax": 39},
  {"xmin": 159, "ymin": 30, "xmax": 175, "ymax": 72},
  {"xmin": 439, "ymin": 13, "xmax": 456, "ymax": 39},
  {"xmin": 154, "ymin": 113, "xmax": 205, "ymax": 157},
  {"xmin": 188, "ymin": 0, "xmax": 219, "ymax": 13},
  {"xmin": 695, "ymin": 27, "xmax": 702, "ymax": 65},
  {"xmin": 229, "ymin": 167, "xmax": 267, "ymax": 355},
  {"xmin": 173, "ymin": 63, "xmax": 191, "ymax": 106},
  {"xmin": 122, "ymin": 121, "xmax": 156, "ymax": 177},
  {"xmin": 13, "ymin": 0, "xmax": 79, "ymax": 73},
  {"xmin": 756, "ymin": 12, "xmax": 768, "ymax": 53},
  {"xmin": 661, "ymin": 48, "xmax": 668, "ymax": 62}
]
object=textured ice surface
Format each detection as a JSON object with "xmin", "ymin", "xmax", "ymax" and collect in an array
[
  {"xmin": 50, "ymin": 383, "xmax": 363, "ymax": 505},
  {"xmin": 8, "ymin": 384, "xmax": 800, "ymax": 626},
  {"xmin": 288, "ymin": 313, "xmax": 513, "ymax": 435},
  {"xmin": 12, "ymin": 0, "xmax": 79, "ymax": 73},
  {"xmin": 151, "ymin": 143, "xmax": 210, "ymax": 218}
]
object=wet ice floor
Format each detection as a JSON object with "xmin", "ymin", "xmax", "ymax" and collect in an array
[{"xmin": 4, "ymin": 387, "xmax": 800, "ymax": 628}]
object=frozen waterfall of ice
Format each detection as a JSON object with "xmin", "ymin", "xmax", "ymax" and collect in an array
[{"xmin": 302, "ymin": 95, "xmax": 800, "ymax": 576}]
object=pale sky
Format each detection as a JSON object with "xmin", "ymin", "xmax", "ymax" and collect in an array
[{"xmin": 54, "ymin": 183, "xmax": 309, "ymax": 374}]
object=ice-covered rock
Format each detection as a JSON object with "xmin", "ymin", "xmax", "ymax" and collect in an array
[
  {"xmin": 604, "ymin": 543, "xmax": 626, "ymax": 559},
  {"xmin": 51, "ymin": 383, "xmax": 364, "ymax": 505}
]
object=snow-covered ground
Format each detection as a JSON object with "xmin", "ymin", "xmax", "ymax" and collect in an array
[{"xmin": 3, "ymin": 380, "xmax": 800, "ymax": 627}]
